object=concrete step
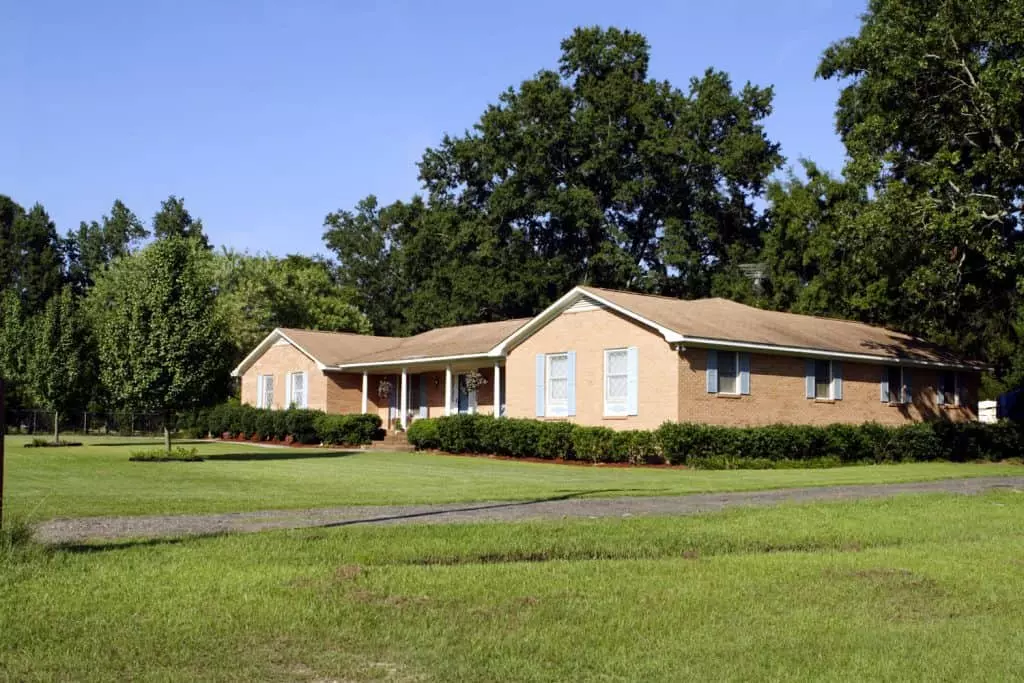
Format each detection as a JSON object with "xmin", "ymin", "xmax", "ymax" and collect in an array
[{"xmin": 369, "ymin": 439, "xmax": 415, "ymax": 452}]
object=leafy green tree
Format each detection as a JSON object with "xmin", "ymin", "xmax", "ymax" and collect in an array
[
  {"xmin": 25, "ymin": 286, "xmax": 90, "ymax": 443},
  {"xmin": 817, "ymin": 0, "xmax": 1024, "ymax": 383},
  {"xmin": 0, "ymin": 289, "xmax": 29, "ymax": 412},
  {"xmin": 325, "ymin": 26, "xmax": 782, "ymax": 333},
  {"xmin": 153, "ymin": 195, "xmax": 209, "ymax": 248},
  {"xmin": 66, "ymin": 200, "xmax": 148, "ymax": 293},
  {"xmin": 90, "ymin": 236, "xmax": 229, "ymax": 451},
  {"xmin": 0, "ymin": 198, "xmax": 64, "ymax": 316},
  {"xmin": 214, "ymin": 250, "xmax": 371, "ymax": 360}
]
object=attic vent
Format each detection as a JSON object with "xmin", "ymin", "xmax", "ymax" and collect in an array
[{"xmin": 566, "ymin": 295, "xmax": 604, "ymax": 314}]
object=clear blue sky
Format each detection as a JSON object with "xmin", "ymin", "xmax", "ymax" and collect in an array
[{"xmin": 2, "ymin": 0, "xmax": 864, "ymax": 256}]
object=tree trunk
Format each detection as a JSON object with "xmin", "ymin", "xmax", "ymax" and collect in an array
[
  {"xmin": 53, "ymin": 410, "xmax": 59, "ymax": 445},
  {"xmin": 164, "ymin": 424, "xmax": 171, "ymax": 454}
]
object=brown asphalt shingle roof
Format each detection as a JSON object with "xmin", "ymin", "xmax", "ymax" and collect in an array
[
  {"xmin": 280, "ymin": 319, "xmax": 530, "ymax": 367},
  {"xmin": 276, "ymin": 287, "xmax": 973, "ymax": 370},
  {"xmin": 579, "ymin": 287, "xmax": 971, "ymax": 365}
]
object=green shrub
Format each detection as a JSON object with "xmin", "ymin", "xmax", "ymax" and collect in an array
[
  {"xmin": 283, "ymin": 409, "xmax": 322, "ymax": 444},
  {"xmin": 536, "ymin": 422, "xmax": 575, "ymax": 459},
  {"xmin": 23, "ymin": 438, "xmax": 82, "ymax": 448},
  {"xmin": 314, "ymin": 413, "xmax": 382, "ymax": 446},
  {"xmin": 407, "ymin": 418, "xmax": 441, "ymax": 450},
  {"xmin": 437, "ymin": 414, "xmax": 484, "ymax": 453},
  {"xmin": 129, "ymin": 447, "xmax": 203, "ymax": 462},
  {"xmin": 572, "ymin": 426, "xmax": 618, "ymax": 463}
]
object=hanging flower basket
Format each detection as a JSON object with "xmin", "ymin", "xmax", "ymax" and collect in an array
[
  {"xmin": 377, "ymin": 379, "xmax": 393, "ymax": 400},
  {"xmin": 463, "ymin": 369, "xmax": 488, "ymax": 394}
]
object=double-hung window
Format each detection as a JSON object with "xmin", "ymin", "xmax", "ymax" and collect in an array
[
  {"xmin": 604, "ymin": 349, "xmax": 629, "ymax": 416},
  {"xmin": 806, "ymin": 359, "xmax": 842, "ymax": 400},
  {"xmin": 717, "ymin": 351, "xmax": 740, "ymax": 395},
  {"xmin": 814, "ymin": 360, "xmax": 832, "ymax": 399},
  {"xmin": 288, "ymin": 372, "xmax": 307, "ymax": 408},
  {"xmin": 546, "ymin": 353, "xmax": 569, "ymax": 415},
  {"xmin": 939, "ymin": 371, "xmax": 958, "ymax": 406},
  {"xmin": 257, "ymin": 375, "xmax": 274, "ymax": 408},
  {"xmin": 884, "ymin": 366, "xmax": 910, "ymax": 404}
]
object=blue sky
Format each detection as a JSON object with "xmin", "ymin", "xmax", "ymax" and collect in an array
[{"xmin": 2, "ymin": 0, "xmax": 864, "ymax": 256}]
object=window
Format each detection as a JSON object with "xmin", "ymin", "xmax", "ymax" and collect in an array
[
  {"xmin": 288, "ymin": 372, "xmax": 307, "ymax": 408},
  {"xmin": 939, "ymin": 371, "xmax": 958, "ymax": 406},
  {"xmin": 547, "ymin": 353, "xmax": 569, "ymax": 414},
  {"xmin": 258, "ymin": 375, "xmax": 274, "ymax": 408},
  {"xmin": 814, "ymin": 359, "xmax": 832, "ymax": 399},
  {"xmin": 605, "ymin": 349, "xmax": 629, "ymax": 415},
  {"xmin": 717, "ymin": 351, "xmax": 739, "ymax": 395},
  {"xmin": 886, "ymin": 366, "xmax": 905, "ymax": 404}
]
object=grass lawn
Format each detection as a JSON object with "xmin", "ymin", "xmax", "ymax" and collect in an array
[
  {"xmin": 4, "ymin": 434, "xmax": 1022, "ymax": 520},
  {"xmin": 3, "ymin": 492, "xmax": 1024, "ymax": 681}
]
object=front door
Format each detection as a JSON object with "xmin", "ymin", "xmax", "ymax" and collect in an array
[{"xmin": 455, "ymin": 374, "xmax": 477, "ymax": 414}]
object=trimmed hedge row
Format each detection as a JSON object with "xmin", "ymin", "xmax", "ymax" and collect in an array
[
  {"xmin": 405, "ymin": 415, "xmax": 1024, "ymax": 468},
  {"xmin": 187, "ymin": 403, "xmax": 382, "ymax": 446}
]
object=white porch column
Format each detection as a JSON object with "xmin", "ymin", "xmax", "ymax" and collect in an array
[
  {"xmin": 360, "ymin": 372, "xmax": 368, "ymax": 414},
  {"xmin": 493, "ymin": 362, "xmax": 502, "ymax": 417},
  {"xmin": 444, "ymin": 365, "xmax": 453, "ymax": 416},
  {"xmin": 400, "ymin": 368, "xmax": 409, "ymax": 429}
]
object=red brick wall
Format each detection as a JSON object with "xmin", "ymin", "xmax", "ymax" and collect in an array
[{"xmin": 679, "ymin": 348, "xmax": 978, "ymax": 426}]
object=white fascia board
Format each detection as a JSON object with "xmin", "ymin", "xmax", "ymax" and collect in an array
[
  {"xmin": 488, "ymin": 287, "xmax": 684, "ymax": 356},
  {"xmin": 338, "ymin": 352, "xmax": 495, "ymax": 370},
  {"xmin": 677, "ymin": 337, "xmax": 981, "ymax": 371},
  {"xmin": 230, "ymin": 329, "xmax": 328, "ymax": 377}
]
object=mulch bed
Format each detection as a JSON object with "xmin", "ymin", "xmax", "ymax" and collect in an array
[{"xmin": 413, "ymin": 449, "xmax": 687, "ymax": 469}]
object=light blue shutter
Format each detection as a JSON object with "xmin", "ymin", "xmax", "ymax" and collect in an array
[
  {"xmin": 418, "ymin": 376, "xmax": 427, "ymax": 418},
  {"xmin": 805, "ymin": 360, "xmax": 816, "ymax": 399},
  {"xmin": 706, "ymin": 350, "xmax": 719, "ymax": 393},
  {"xmin": 936, "ymin": 379, "xmax": 945, "ymax": 406},
  {"xmin": 535, "ymin": 355, "xmax": 545, "ymax": 417},
  {"xmin": 832, "ymin": 361, "xmax": 843, "ymax": 400},
  {"xmin": 567, "ymin": 351, "xmax": 577, "ymax": 416},
  {"xmin": 956, "ymin": 373, "xmax": 966, "ymax": 406},
  {"xmin": 880, "ymin": 368, "xmax": 889, "ymax": 402},
  {"xmin": 902, "ymin": 370, "xmax": 911, "ymax": 405},
  {"xmin": 626, "ymin": 347, "xmax": 639, "ymax": 416},
  {"xmin": 739, "ymin": 353, "xmax": 751, "ymax": 395}
]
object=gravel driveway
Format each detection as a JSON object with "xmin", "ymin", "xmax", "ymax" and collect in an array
[{"xmin": 35, "ymin": 476, "xmax": 1024, "ymax": 544}]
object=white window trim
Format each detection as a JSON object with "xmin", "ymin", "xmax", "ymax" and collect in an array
[
  {"xmin": 716, "ymin": 350, "xmax": 741, "ymax": 396},
  {"xmin": 257, "ymin": 374, "xmax": 274, "ymax": 409},
  {"xmin": 604, "ymin": 348, "xmax": 629, "ymax": 416},
  {"xmin": 814, "ymin": 360, "xmax": 833, "ymax": 400},
  {"xmin": 887, "ymin": 366, "xmax": 908, "ymax": 405},
  {"xmin": 287, "ymin": 371, "xmax": 308, "ymax": 409},
  {"xmin": 938, "ymin": 372, "xmax": 960, "ymax": 407},
  {"xmin": 546, "ymin": 352, "xmax": 569, "ymax": 417}
]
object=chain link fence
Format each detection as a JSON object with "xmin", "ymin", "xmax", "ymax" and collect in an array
[{"xmin": 5, "ymin": 410, "xmax": 173, "ymax": 436}]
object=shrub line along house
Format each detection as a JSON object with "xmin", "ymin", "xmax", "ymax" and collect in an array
[{"xmin": 232, "ymin": 286, "xmax": 982, "ymax": 431}]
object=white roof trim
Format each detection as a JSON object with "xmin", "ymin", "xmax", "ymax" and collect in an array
[
  {"xmin": 489, "ymin": 287, "xmax": 683, "ymax": 356},
  {"xmin": 678, "ymin": 337, "xmax": 981, "ymax": 371},
  {"xmin": 230, "ymin": 329, "xmax": 328, "ymax": 377},
  {"xmin": 338, "ymin": 352, "xmax": 496, "ymax": 370}
]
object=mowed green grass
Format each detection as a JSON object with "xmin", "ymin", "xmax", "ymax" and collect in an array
[
  {"xmin": 3, "ymin": 493, "xmax": 1024, "ymax": 681},
  {"xmin": 5, "ymin": 435, "xmax": 1022, "ymax": 520}
]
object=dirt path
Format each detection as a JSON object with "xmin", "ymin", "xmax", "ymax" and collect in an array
[{"xmin": 35, "ymin": 476, "xmax": 1024, "ymax": 544}]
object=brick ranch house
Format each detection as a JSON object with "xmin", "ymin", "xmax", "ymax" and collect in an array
[{"xmin": 232, "ymin": 286, "xmax": 981, "ymax": 430}]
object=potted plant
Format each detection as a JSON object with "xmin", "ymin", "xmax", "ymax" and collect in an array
[
  {"xmin": 463, "ymin": 369, "xmax": 488, "ymax": 394},
  {"xmin": 377, "ymin": 379, "xmax": 393, "ymax": 401}
]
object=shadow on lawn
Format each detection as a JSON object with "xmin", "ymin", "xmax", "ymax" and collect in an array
[
  {"xmin": 312, "ymin": 487, "xmax": 669, "ymax": 529},
  {"xmin": 204, "ymin": 450, "xmax": 360, "ymax": 462},
  {"xmin": 54, "ymin": 533, "xmax": 228, "ymax": 554}
]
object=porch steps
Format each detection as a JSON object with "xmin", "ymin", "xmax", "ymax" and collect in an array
[{"xmin": 369, "ymin": 431, "xmax": 415, "ymax": 452}]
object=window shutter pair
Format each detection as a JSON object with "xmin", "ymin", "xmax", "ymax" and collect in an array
[
  {"xmin": 706, "ymin": 350, "xmax": 750, "ymax": 395},
  {"xmin": 534, "ymin": 352, "xmax": 582, "ymax": 417},
  {"xmin": 805, "ymin": 360, "xmax": 842, "ymax": 399}
]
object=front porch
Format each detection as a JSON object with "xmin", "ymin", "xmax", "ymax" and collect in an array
[{"xmin": 358, "ymin": 362, "xmax": 506, "ymax": 432}]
